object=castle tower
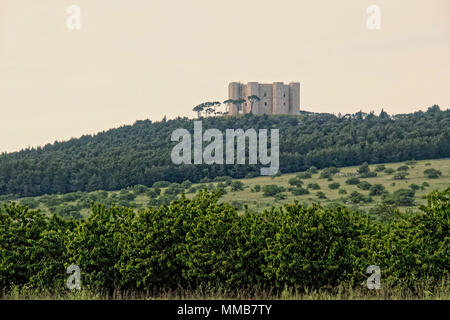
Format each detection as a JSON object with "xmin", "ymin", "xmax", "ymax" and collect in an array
[
  {"xmin": 227, "ymin": 81, "xmax": 300, "ymax": 116},
  {"xmin": 228, "ymin": 82, "xmax": 241, "ymax": 116},
  {"xmin": 288, "ymin": 82, "xmax": 300, "ymax": 114}
]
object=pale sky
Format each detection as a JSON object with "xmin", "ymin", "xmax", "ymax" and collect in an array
[{"xmin": 0, "ymin": 0, "xmax": 449, "ymax": 152}]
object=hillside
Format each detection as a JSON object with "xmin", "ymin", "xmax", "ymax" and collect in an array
[
  {"xmin": 4, "ymin": 158, "xmax": 449, "ymax": 220},
  {"xmin": 0, "ymin": 105, "xmax": 449, "ymax": 197}
]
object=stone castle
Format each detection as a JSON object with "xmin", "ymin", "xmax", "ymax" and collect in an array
[{"xmin": 227, "ymin": 82, "xmax": 300, "ymax": 116}]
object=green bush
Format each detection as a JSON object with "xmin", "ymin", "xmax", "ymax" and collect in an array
[
  {"xmin": 345, "ymin": 177, "xmax": 360, "ymax": 185},
  {"xmin": 424, "ymin": 168, "xmax": 442, "ymax": 179},
  {"xmin": 328, "ymin": 182, "xmax": 340, "ymax": 190},
  {"xmin": 357, "ymin": 181, "xmax": 371, "ymax": 190},
  {"xmin": 262, "ymin": 185, "xmax": 286, "ymax": 197},
  {"xmin": 307, "ymin": 183, "xmax": 320, "ymax": 190},
  {"xmin": 288, "ymin": 177, "xmax": 304, "ymax": 187}
]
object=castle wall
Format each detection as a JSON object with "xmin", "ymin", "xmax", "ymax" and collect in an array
[{"xmin": 227, "ymin": 81, "xmax": 299, "ymax": 116}]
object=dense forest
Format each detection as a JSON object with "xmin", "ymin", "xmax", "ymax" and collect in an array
[{"xmin": 0, "ymin": 105, "xmax": 448, "ymax": 198}]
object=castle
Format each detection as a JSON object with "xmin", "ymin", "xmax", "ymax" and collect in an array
[{"xmin": 227, "ymin": 82, "xmax": 300, "ymax": 116}]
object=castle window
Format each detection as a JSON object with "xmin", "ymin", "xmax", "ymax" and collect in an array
[
  {"xmin": 264, "ymin": 92, "xmax": 266, "ymax": 97},
  {"xmin": 265, "ymin": 102, "xmax": 267, "ymax": 106},
  {"xmin": 283, "ymin": 93, "xmax": 286, "ymax": 97}
]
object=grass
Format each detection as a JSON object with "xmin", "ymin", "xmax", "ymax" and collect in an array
[
  {"xmin": 2, "ymin": 281, "xmax": 449, "ymax": 300},
  {"xmin": 5, "ymin": 158, "xmax": 449, "ymax": 218}
]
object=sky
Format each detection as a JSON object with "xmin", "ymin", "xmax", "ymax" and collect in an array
[{"xmin": 0, "ymin": 0, "xmax": 449, "ymax": 152}]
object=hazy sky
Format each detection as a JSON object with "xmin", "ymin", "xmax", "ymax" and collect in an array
[{"xmin": 0, "ymin": 0, "xmax": 449, "ymax": 152}]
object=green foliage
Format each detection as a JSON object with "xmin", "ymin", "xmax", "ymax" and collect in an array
[
  {"xmin": 375, "ymin": 164, "xmax": 386, "ymax": 172},
  {"xmin": 307, "ymin": 183, "xmax": 320, "ymax": 190},
  {"xmin": 319, "ymin": 167, "xmax": 339, "ymax": 179},
  {"xmin": 424, "ymin": 168, "xmax": 442, "ymax": 179},
  {"xmin": 383, "ymin": 189, "xmax": 415, "ymax": 206},
  {"xmin": 0, "ymin": 188, "xmax": 448, "ymax": 293},
  {"xmin": 345, "ymin": 177, "xmax": 360, "ymax": 185},
  {"xmin": 316, "ymin": 191, "xmax": 327, "ymax": 199},
  {"xmin": 369, "ymin": 184, "xmax": 385, "ymax": 196},
  {"xmin": 291, "ymin": 187, "xmax": 309, "ymax": 196},
  {"xmin": 397, "ymin": 165, "xmax": 410, "ymax": 172},
  {"xmin": 357, "ymin": 181, "xmax": 371, "ymax": 190},
  {"xmin": 262, "ymin": 185, "xmax": 286, "ymax": 197},
  {"xmin": 288, "ymin": 177, "xmax": 303, "ymax": 187},
  {"xmin": 348, "ymin": 191, "xmax": 372, "ymax": 204},
  {"xmin": 328, "ymin": 182, "xmax": 340, "ymax": 190},
  {"xmin": 384, "ymin": 168, "xmax": 395, "ymax": 174},
  {"xmin": 296, "ymin": 172, "xmax": 312, "ymax": 179},
  {"xmin": 1, "ymin": 108, "xmax": 449, "ymax": 198},
  {"xmin": 230, "ymin": 181, "xmax": 244, "ymax": 192},
  {"xmin": 338, "ymin": 189, "xmax": 347, "ymax": 195},
  {"xmin": 393, "ymin": 172, "xmax": 409, "ymax": 180}
]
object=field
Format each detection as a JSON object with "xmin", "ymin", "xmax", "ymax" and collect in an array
[{"xmin": 5, "ymin": 158, "xmax": 449, "ymax": 219}]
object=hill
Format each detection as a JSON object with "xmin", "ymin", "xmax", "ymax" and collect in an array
[
  {"xmin": 0, "ymin": 105, "xmax": 448, "ymax": 197},
  {"xmin": 4, "ymin": 158, "xmax": 449, "ymax": 220}
]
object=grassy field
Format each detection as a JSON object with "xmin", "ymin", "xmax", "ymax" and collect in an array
[{"xmin": 5, "ymin": 158, "xmax": 449, "ymax": 218}]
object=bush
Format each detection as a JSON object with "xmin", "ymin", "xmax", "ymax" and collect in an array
[
  {"xmin": 306, "ymin": 166, "xmax": 318, "ymax": 174},
  {"xmin": 152, "ymin": 181, "xmax": 171, "ymax": 188},
  {"xmin": 409, "ymin": 184, "xmax": 420, "ymax": 191},
  {"xmin": 288, "ymin": 177, "xmax": 304, "ymax": 187},
  {"xmin": 424, "ymin": 168, "xmax": 442, "ymax": 179},
  {"xmin": 348, "ymin": 191, "xmax": 372, "ymax": 204},
  {"xmin": 230, "ymin": 181, "xmax": 244, "ymax": 191},
  {"xmin": 316, "ymin": 191, "xmax": 327, "ymax": 199},
  {"xmin": 296, "ymin": 172, "xmax": 312, "ymax": 179},
  {"xmin": 307, "ymin": 183, "xmax": 320, "ymax": 190},
  {"xmin": 397, "ymin": 165, "xmax": 409, "ymax": 172},
  {"xmin": 262, "ymin": 185, "xmax": 286, "ymax": 197},
  {"xmin": 375, "ymin": 164, "xmax": 386, "ymax": 172},
  {"xmin": 328, "ymin": 182, "xmax": 340, "ymax": 190},
  {"xmin": 345, "ymin": 177, "xmax": 360, "ymax": 185},
  {"xmin": 319, "ymin": 167, "xmax": 339, "ymax": 179},
  {"xmin": 369, "ymin": 184, "xmax": 385, "ymax": 196},
  {"xmin": 357, "ymin": 162, "xmax": 370, "ymax": 175},
  {"xmin": 338, "ymin": 189, "xmax": 347, "ymax": 195},
  {"xmin": 384, "ymin": 168, "xmax": 395, "ymax": 174},
  {"xmin": 291, "ymin": 187, "xmax": 310, "ymax": 196},
  {"xmin": 383, "ymin": 189, "xmax": 415, "ymax": 206},
  {"xmin": 254, "ymin": 185, "xmax": 261, "ymax": 192},
  {"xmin": 357, "ymin": 181, "xmax": 371, "ymax": 190},
  {"xmin": 393, "ymin": 172, "xmax": 409, "ymax": 180}
]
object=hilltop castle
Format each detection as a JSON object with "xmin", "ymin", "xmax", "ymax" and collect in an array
[{"xmin": 227, "ymin": 82, "xmax": 300, "ymax": 116}]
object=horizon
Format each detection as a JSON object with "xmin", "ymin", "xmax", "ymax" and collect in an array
[{"xmin": 1, "ymin": 0, "xmax": 449, "ymax": 153}]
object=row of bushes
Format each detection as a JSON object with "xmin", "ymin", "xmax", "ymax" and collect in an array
[{"xmin": 0, "ymin": 188, "xmax": 448, "ymax": 294}]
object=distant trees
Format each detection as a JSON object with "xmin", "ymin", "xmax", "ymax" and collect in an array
[{"xmin": 0, "ymin": 106, "xmax": 449, "ymax": 197}]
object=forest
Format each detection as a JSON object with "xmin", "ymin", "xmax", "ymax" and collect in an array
[{"xmin": 0, "ymin": 105, "xmax": 448, "ymax": 198}]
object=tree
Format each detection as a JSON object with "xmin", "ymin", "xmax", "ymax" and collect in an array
[
  {"xmin": 424, "ymin": 168, "xmax": 442, "ymax": 179},
  {"xmin": 193, "ymin": 104, "xmax": 204, "ymax": 119},
  {"xmin": 247, "ymin": 95, "xmax": 260, "ymax": 114}
]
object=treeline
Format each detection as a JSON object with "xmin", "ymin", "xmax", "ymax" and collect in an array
[
  {"xmin": 0, "ymin": 105, "xmax": 449, "ymax": 197},
  {"xmin": 0, "ymin": 188, "xmax": 448, "ymax": 293}
]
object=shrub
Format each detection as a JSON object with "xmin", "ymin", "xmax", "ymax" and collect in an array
[
  {"xmin": 384, "ymin": 168, "xmax": 395, "ymax": 174},
  {"xmin": 316, "ymin": 191, "xmax": 327, "ymax": 199},
  {"xmin": 345, "ymin": 177, "xmax": 360, "ymax": 185},
  {"xmin": 230, "ymin": 181, "xmax": 245, "ymax": 191},
  {"xmin": 338, "ymin": 189, "xmax": 347, "ymax": 195},
  {"xmin": 393, "ymin": 172, "xmax": 409, "ymax": 180},
  {"xmin": 291, "ymin": 187, "xmax": 310, "ymax": 196},
  {"xmin": 319, "ymin": 167, "xmax": 339, "ymax": 179},
  {"xmin": 409, "ymin": 184, "xmax": 420, "ymax": 191},
  {"xmin": 306, "ymin": 166, "xmax": 318, "ymax": 174},
  {"xmin": 254, "ymin": 185, "xmax": 261, "ymax": 192},
  {"xmin": 357, "ymin": 162, "xmax": 370, "ymax": 175},
  {"xmin": 369, "ymin": 184, "xmax": 385, "ymax": 196},
  {"xmin": 357, "ymin": 181, "xmax": 371, "ymax": 190},
  {"xmin": 424, "ymin": 168, "xmax": 442, "ymax": 179},
  {"xmin": 383, "ymin": 189, "xmax": 415, "ymax": 206},
  {"xmin": 348, "ymin": 191, "xmax": 372, "ymax": 204},
  {"xmin": 307, "ymin": 183, "xmax": 320, "ymax": 190},
  {"xmin": 375, "ymin": 164, "xmax": 386, "ymax": 172},
  {"xmin": 288, "ymin": 177, "xmax": 304, "ymax": 187},
  {"xmin": 263, "ymin": 185, "xmax": 286, "ymax": 197},
  {"xmin": 152, "ymin": 181, "xmax": 171, "ymax": 188},
  {"xmin": 328, "ymin": 182, "xmax": 340, "ymax": 190},
  {"xmin": 296, "ymin": 172, "xmax": 312, "ymax": 179},
  {"xmin": 397, "ymin": 165, "xmax": 409, "ymax": 172}
]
